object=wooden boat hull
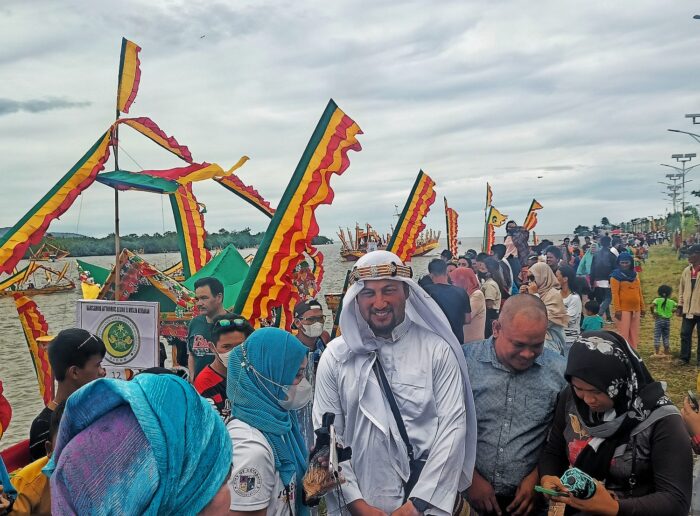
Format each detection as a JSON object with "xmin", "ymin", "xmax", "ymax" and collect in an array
[
  {"xmin": 340, "ymin": 249, "xmax": 365, "ymax": 261},
  {"xmin": 413, "ymin": 240, "xmax": 439, "ymax": 256},
  {"xmin": 0, "ymin": 284, "xmax": 75, "ymax": 296}
]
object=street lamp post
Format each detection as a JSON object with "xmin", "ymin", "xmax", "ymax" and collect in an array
[{"xmin": 660, "ymin": 153, "xmax": 698, "ymax": 241}]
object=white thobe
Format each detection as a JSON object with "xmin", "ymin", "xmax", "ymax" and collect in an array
[{"xmin": 313, "ymin": 318, "xmax": 467, "ymax": 515}]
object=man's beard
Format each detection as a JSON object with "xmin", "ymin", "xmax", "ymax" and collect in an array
[
  {"xmin": 477, "ymin": 271, "xmax": 488, "ymax": 281},
  {"xmin": 367, "ymin": 310, "xmax": 399, "ymax": 337}
]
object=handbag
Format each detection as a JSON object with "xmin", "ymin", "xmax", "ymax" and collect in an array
[{"xmin": 372, "ymin": 357, "xmax": 426, "ymax": 503}]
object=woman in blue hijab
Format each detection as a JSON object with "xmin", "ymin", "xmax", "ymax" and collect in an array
[
  {"xmin": 43, "ymin": 374, "xmax": 232, "ymax": 515},
  {"xmin": 227, "ymin": 327, "xmax": 311, "ymax": 516}
]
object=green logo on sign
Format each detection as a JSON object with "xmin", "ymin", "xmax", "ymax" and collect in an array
[{"xmin": 98, "ymin": 316, "xmax": 140, "ymax": 365}]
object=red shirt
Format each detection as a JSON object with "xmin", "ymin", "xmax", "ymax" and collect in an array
[{"xmin": 194, "ymin": 365, "xmax": 227, "ymax": 417}]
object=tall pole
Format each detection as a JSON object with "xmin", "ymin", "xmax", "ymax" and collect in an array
[{"xmin": 113, "ymin": 108, "xmax": 121, "ymax": 300}]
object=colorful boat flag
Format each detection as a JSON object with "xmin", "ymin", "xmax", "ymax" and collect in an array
[
  {"xmin": 523, "ymin": 199, "xmax": 543, "ymax": 230},
  {"xmin": 216, "ymin": 175, "xmax": 276, "ymax": 217},
  {"xmin": 386, "ymin": 170, "xmax": 436, "ymax": 262},
  {"xmin": 116, "ymin": 117, "xmax": 193, "ymax": 163},
  {"xmin": 485, "ymin": 223, "xmax": 497, "ymax": 254},
  {"xmin": 13, "ymin": 294, "xmax": 54, "ymax": 406},
  {"xmin": 486, "ymin": 182, "xmax": 493, "ymax": 208},
  {"xmin": 169, "ymin": 184, "xmax": 211, "ymax": 278},
  {"xmin": 216, "ymin": 174, "xmax": 327, "ymax": 295},
  {"xmin": 445, "ymin": 197, "xmax": 459, "ymax": 257},
  {"xmin": 0, "ymin": 131, "xmax": 112, "ymax": 274},
  {"xmin": 143, "ymin": 157, "xmax": 249, "ymax": 185},
  {"xmin": 116, "ymin": 38, "xmax": 142, "ymax": 114},
  {"xmin": 234, "ymin": 99, "xmax": 362, "ymax": 327},
  {"xmin": 487, "ymin": 205, "xmax": 508, "ymax": 227}
]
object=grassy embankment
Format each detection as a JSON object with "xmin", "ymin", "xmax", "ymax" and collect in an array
[{"xmin": 636, "ymin": 245, "xmax": 697, "ymax": 405}]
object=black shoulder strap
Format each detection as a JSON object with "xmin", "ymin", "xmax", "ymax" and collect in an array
[{"xmin": 373, "ymin": 356, "xmax": 415, "ymax": 461}]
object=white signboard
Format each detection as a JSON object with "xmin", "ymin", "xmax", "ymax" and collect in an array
[{"xmin": 76, "ymin": 300, "xmax": 159, "ymax": 378}]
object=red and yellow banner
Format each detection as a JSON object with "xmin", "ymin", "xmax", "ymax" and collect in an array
[
  {"xmin": 216, "ymin": 174, "xmax": 326, "ymax": 294},
  {"xmin": 0, "ymin": 131, "xmax": 112, "ymax": 274},
  {"xmin": 116, "ymin": 38, "xmax": 142, "ymax": 114},
  {"xmin": 386, "ymin": 170, "xmax": 436, "ymax": 262},
  {"xmin": 486, "ymin": 182, "xmax": 493, "ymax": 208},
  {"xmin": 14, "ymin": 294, "xmax": 54, "ymax": 406},
  {"xmin": 445, "ymin": 197, "xmax": 459, "ymax": 257},
  {"xmin": 216, "ymin": 175, "xmax": 276, "ymax": 217},
  {"xmin": 234, "ymin": 100, "xmax": 362, "ymax": 327},
  {"xmin": 169, "ymin": 184, "xmax": 211, "ymax": 278},
  {"xmin": 485, "ymin": 224, "xmax": 496, "ymax": 254},
  {"xmin": 523, "ymin": 199, "xmax": 543, "ymax": 230},
  {"xmin": 116, "ymin": 117, "xmax": 193, "ymax": 163}
]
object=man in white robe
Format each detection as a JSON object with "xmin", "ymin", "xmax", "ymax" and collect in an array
[{"xmin": 313, "ymin": 251, "xmax": 477, "ymax": 516}]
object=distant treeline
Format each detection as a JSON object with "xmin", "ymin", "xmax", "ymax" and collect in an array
[{"xmin": 30, "ymin": 229, "xmax": 333, "ymax": 257}]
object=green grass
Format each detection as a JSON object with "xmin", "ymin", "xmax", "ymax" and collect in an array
[{"xmin": 636, "ymin": 245, "xmax": 698, "ymax": 405}]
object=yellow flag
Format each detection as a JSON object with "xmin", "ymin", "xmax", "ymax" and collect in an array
[{"xmin": 488, "ymin": 206, "xmax": 508, "ymax": 227}]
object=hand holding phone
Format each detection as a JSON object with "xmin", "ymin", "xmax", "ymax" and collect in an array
[{"xmin": 688, "ymin": 390, "xmax": 699, "ymax": 412}]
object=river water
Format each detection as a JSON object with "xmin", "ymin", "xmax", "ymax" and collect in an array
[{"xmin": 0, "ymin": 235, "xmax": 565, "ymax": 448}]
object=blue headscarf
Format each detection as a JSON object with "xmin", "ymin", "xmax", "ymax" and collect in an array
[
  {"xmin": 44, "ymin": 375, "xmax": 231, "ymax": 515},
  {"xmin": 611, "ymin": 251, "xmax": 637, "ymax": 282},
  {"xmin": 227, "ymin": 327, "xmax": 309, "ymax": 514}
]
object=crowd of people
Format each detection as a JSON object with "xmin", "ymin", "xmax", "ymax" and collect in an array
[{"xmin": 2, "ymin": 224, "xmax": 700, "ymax": 516}]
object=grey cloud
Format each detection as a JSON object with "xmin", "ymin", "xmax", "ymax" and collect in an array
[{"xmin": 0, "ymin": 97, "xmax": 91, "ymax": 117}]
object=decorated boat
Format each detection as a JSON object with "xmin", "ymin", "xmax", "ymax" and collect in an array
[
  {"xmin": 412, "ymin": 229, "xmax": 440, "ymax": 256},
  {"xmin": 337, "ymin": 223, "xmax": 388, "ymax": 261},
  {"xmin": 0, "ymin": 261, "xmax": 75, "ymax": 297}
]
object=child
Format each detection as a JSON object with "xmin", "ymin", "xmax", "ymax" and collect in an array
[
  {"xmin": 651, "ymin": 285, "xmax": 678, "ymax": 356},
  {"xmin": 11, "ymin": 402, "xmax": 64, "ymax": 515},
  {"xmin": 581, "ymin": 299, "xmax": 605, "ymax": 331}
]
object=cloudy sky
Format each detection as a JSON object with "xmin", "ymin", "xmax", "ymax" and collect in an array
[{"xmin": 2, "ymin": 1, "xmax": 700, "ymax": 240}]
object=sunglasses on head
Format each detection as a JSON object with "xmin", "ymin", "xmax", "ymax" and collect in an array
[{"xmin": 215, "ymin": 318, "xmax": 250, "ymax": 329}]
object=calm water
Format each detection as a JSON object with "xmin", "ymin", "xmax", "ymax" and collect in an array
[{"xmin": 0, "ymin": 235, "xmax": 566, "ymax": 448}]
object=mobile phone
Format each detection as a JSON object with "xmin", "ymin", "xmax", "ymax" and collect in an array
[
  {"xmin": 688, "ymin": 390, "xmax": 699, "ymax": 411},
  {"xmin": 534, "ymin": 486, "xmax": 570, "ymax": 497}
]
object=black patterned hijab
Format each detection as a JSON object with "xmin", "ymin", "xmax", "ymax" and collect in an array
[{"xmin": 564, "ymin": 331, "xmax": 672, "ymax": 479}]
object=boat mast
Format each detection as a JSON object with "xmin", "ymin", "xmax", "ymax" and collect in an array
[{"xmin": 113, "ymin": 106, "xmax": 121, "ymax": 300}]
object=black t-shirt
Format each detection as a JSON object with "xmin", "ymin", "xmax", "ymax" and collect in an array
[
  {"xmin": 29, "ymin": 405, "xmax": 53, "ymax": 461},
  {"xmin": 424, "ymin": 283, "xmax": 471, "ymax": 343}
]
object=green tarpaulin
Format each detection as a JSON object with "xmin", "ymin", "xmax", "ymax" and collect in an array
[{"xmin": 184, "ymin": 244, "xmax": 250, "ymax": 309}]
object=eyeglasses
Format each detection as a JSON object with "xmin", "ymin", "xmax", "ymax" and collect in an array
[
  {"xmin": 215, "ymin": 318, "xmax": 250, "ymax": 329},
  {"xmin": 78, "ymin": 333, "xmax": 98, "ymax": 349},
  {"xmin": 298, "ymin": 315, "xmax": 326, "ymax": 324}
]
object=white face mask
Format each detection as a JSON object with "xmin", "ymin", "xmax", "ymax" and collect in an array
[
  {"xmin": 302, "ymin": 322, "xmax": 324, "ymax": 338},
  {"xmin": 217, "ymin": 349, "xmax": 232, "ymax": 366},
  {"xmin": 278, "ymin": 378, "xmax": 313, "ymax": 411}
]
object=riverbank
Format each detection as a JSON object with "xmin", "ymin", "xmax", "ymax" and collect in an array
[{"xmin": 637, "ymin": 245, "xmax": 696, "ymax": 405}]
